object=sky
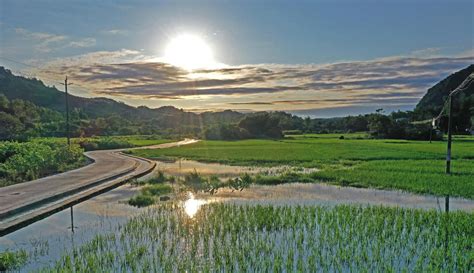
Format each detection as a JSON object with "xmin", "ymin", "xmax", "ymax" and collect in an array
[{"xmin": 0, "ymin": 0, "xmax": 473, "ymax": 117}]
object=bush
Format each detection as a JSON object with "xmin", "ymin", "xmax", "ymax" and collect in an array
[
  {"xmin": 147, "ymin": 171, "xmax": 167, "ymax": 184},
  {"xmin": 78, "ymin": 137, "xmax": 134, "ymax": 151},
  {"xmin": 0, "ymin": 141, "xmax": 84, "ymax": 186},
  {"xmin": 183, "ymin": 169, "xmax": 206, "ymax": 191},
  {"xmin": 128, "ymin": 195, "xmax": 155, "ymax": 207},
  {"xmin": 141, "ymin": 184, "xmax": 172, "ymax": 196}
]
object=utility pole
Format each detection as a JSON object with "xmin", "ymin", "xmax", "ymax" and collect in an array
[
  {"xmin": 442, "ymin": 73, "xmax": 474, "ymax": 261},
  {"xmin": 446, "ymin": 96, "xmax": 453, "ymax": 174},
  {"xmin": 60, "ymin": 77, "xmax": 73, "ymax": 147},
  {"xmin": 445, "ymin": 73, "xmax": 474, "ymax": 174}
]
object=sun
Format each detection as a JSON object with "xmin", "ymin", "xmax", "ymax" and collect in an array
[{"xmin": 164, "ymin": 34, "xmax": 216, "ymax": 70}]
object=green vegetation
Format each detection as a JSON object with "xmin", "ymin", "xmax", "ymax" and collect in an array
[
  {"xmin": 0, "ymin": 140, "xmax": 85, "ymax": 187},
  {"xmin": 75, "ymin": 136, "xmax": 171, "ymax": 151},
  {"xmin": 4, "ymin": 65, "xmax": 473, "ymax": 142},
  {"xmin": 0, "ymin": 250, "xmax": 28, "ymax": 271},
  {"xmin": 128, "ymin": 172, "xmax": 175, "ymax": 207},
  {"xmin": 127, "ymin": 194, "xmax": 155, "ymax": 207},
  {"xmin": 132, "ymin": 135, "xmax": 474, "ymax": 198},
  {"xmin": 0, "ymin": 136, "xmax": 171, "ymax": 187},
  {"xmin": 415, "ymin": 64, "xmax": 474, "ymax": 133},
  {"xmin": 39, "ymin": 203, "xmax": 473, "ymax": 272},
  {"xmin": 141, "ymin": 184, "xmax": 173, "ymax": 196}
]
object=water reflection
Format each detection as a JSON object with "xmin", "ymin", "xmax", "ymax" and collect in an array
[{"xmin": 183, "ymin": 192, "xmax": 206, "ymax": 218}]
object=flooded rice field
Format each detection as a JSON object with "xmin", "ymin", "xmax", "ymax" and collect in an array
[{"xmin": 1, "ymin": 159, "xmax": 473, "ymax": 271}]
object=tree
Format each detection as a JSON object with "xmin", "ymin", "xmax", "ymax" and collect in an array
[
  {"xmin": 238, "ymin": 112, "xmax": 283, "ymax": 139},
  {"xmin": 0, "ymin": 112, "xmax": 24, "ymax": 140}
]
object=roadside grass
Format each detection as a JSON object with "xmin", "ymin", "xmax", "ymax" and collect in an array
[
  {"xmin": 131, "ymin": 134, "xmax": 474, "ymax": 199},
  {"xmin": 33, "ymin": 135, "xmax": 173, "ymax": 151}
]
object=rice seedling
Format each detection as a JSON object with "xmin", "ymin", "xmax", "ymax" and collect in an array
[
  {"xmin": 38, "ymin": 203, "xmax": 473, "ymax": 272},
  {"xmin": 131, "ymin": 135, "xmax": 474, "ymax": 198},
  {"xmin": 0, "ymin": 250, "xmax": 28, "ymax": 271}
]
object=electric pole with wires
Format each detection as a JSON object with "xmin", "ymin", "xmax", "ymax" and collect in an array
[
  {"xmin": 445, "ymin": 72, "xmax": 474, "ymax": 175},
  {"xmin": 60, "ymin": 76, "xmax": 73, "ymax": 147}
]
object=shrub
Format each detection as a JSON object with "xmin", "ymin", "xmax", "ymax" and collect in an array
[
  {"xmin": 141, "ymin": 184, "xmax": 173, "ymax": 196},
  {"xmin": 0, "ymin": 141, "xmax": 84, "ymax": 186},
  {"xmin": 128, "ymin": 195, "xmax": 155, "ymax": 207},
  {"xmin": 78, "ymin": 137, "xmax": 134, "ymax": 151},
  {"xmin": 148, "ymin": 171, "xmax": 167, "ymax": 184}
]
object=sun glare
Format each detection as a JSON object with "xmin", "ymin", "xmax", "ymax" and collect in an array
[
  {"xmin": 164, "ymin": 34, "xmax": 216, "ymax": 70},
  {"xmin": 183, "ymin": 192, "xmax": 207, "ymax": 218}
]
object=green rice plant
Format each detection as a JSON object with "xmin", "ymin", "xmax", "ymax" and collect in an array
[
  {"xmin": 131, "ymin": 134, "xmax": 474, "ymax": 199},
  {"xmin": 38, "ymin": 203, "xmax": 474, "ymax": 272},
  {"xmin": 0, "ymin": 250, "xmax": 28, "ymax": 271}
]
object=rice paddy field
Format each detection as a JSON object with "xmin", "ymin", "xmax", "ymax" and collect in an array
[
  {"xmin": 131, "ymin": 134, "xmax": 474, "ymax": 199},
  {"xmin": 37, "ymin": 203, "xmax": 473, "ymax": 272}
]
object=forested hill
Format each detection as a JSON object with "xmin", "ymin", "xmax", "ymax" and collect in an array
[
  {"xmin": 415, "ymin": 64, "xmax": 474, "ymax": 121},
  {"xmin": 0, "ymin": 67, "xmax": 243, "ymax": 130}
]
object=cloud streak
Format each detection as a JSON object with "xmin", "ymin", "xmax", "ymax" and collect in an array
[
  {"xmin": 33, "ymin": 50, "xmax": 473, "ymax": 114},
  {"xmin": 15, "ymin": 27, "xmax": 96, "ymax": 52}
]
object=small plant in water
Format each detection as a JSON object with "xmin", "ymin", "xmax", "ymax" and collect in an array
[
  {"xmin": 128, "ymin": 194, "xmax": 155, "ymax": 207},
  {"xmin": 0, "ymin": 250, "xmax": 28, "ymax": 271}
]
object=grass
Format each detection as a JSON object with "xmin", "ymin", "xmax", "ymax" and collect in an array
[
  {"xmin": 313, "ymin": 159, "xmax": 474, "ymax": 197},
  {"xmin": 127, "ymin": 194, "xmax": 155, "ymax": 207},
  {"xmin": 141, "ymin": 184, "xmax": 173, "ymax": 196},
  {"xmin": 131, "ymin": 134, "xmax": 474, "ymax": 199},
  {"xmin": 39, "ymin": 203, "xmax": 474, "ymax": 272},
  {"xmin": 34, "ymin": 135, "xmax": 174, "ymax": 151},
  {"xmin": 128, "ymin": 172, "xmax": 174, "ymax": 207}
]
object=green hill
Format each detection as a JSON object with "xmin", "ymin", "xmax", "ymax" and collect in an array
[
  {"xmin": 414, "ymin": 64, "xmax": 474, "ymax": 131},
  {"xmin": 0, "ymin": 67, "xmax": 244, "ymax": 138}
]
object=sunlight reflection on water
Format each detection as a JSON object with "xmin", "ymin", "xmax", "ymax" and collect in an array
[{"xmin": 183, "ymin": 192, "xmax": 207, "ymax": 218}]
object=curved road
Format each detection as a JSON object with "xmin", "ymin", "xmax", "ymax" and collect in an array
[{"xmin": 0, "ymin": 139, "xmax": 198, "ymax": 235}]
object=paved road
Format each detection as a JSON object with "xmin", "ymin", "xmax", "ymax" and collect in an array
[{"xmin": 0, "ymin": 139, "xmax": 198, "ymax": 234}]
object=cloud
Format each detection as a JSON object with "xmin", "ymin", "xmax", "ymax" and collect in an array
[
  {"xmin": 102, "ymin": 29, "xmax": 128, "ymax": 35},
  {"xmin": 32, "ymin": 50, "xmax": 474, "ymax": 113},
  {"xmin": 69, "ymin": 38, "xmax": 96, "ymax": 48},
  {"xmin": 14, "ymin": 27, "xmax": 95, "ymax": 52},
  {"xmin": 15, "ymin": 28, "xmax": 67, "ymax": 52}
]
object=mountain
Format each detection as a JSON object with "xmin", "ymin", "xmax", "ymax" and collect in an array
[
  {"xmin": 414, "ymin": 64, "xmax": 474, "ymax": 131},
  {"xmin": 0, "ymin": 67, "xmax": 244, "ymax": 131}
]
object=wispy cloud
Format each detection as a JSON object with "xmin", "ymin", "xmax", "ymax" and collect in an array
[
  {"xmin": 32, "ymin": 49, "xmax": 473, "ymax": 113},
  {"xmin": 15, "ymin": 28, "xmax": 67, "ymax": 52},
  {"xmin": 102, "ymin": 29, "xmax": 128, "ymax": 35},
  {"xmin": 69, "ymin": 38, "xmax": 96, "ymax": 48},
  {"xmin": 14, "ymin": 27, "xmax": 96, "ymax": 52}
]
